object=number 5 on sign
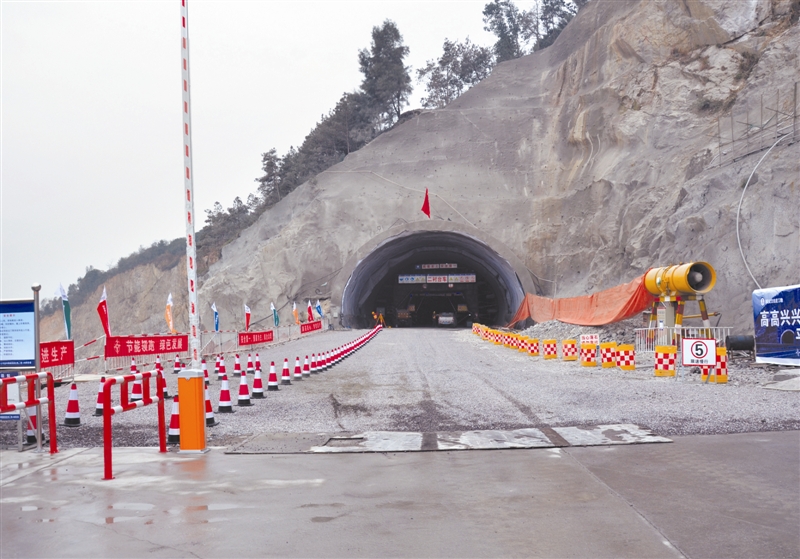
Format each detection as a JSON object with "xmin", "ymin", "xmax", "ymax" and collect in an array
[{"xmin": 682, "ymin": 338, "xmax": 716, "ymax": 366}]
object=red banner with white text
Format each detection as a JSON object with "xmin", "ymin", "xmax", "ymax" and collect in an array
[
  {"xmin": 300, "ymin": 320, "xmax": 322, "ymax": 334},
  {"xmin": 238, "ymin": 330, "xmax": 274, "ymax": 346},
  {"xmin": 40, "ymin": 340, "xmax": 75, "ymax": 367},
  {"xmin": 104, "ymin": 335, "xmax": 189, "ymax": 358}
]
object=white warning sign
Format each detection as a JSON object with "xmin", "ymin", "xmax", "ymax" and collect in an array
[{"xmin": 681, "ymin": 338, "xmax": 716, "ymax": 366}]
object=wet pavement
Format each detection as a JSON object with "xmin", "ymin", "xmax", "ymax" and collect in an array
[{"xmin": 1, "ymin": 430, "xmax": 797, "ymax": 558}]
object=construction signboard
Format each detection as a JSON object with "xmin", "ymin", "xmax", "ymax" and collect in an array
[{"xmin": 752, "ymin": 284, "xmax": 800, "ymax": 365}]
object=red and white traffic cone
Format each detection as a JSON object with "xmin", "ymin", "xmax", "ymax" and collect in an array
[
  {"xmin": 214, "ymin": 354, "xmax": 220, "ymax": 377},
  {"xmin": 130, "ymin": 358, "xmax": 143, "ymax": 402},
  {"xmin": 246, "ymin": 354, "xmax": 255, "ymax": 375},
  {"xmin": 310, "ymin": 354, "xmax": 318, "ymax": 374},
  {"xmin": 293, "ymin": 357, "xmax": 303, "ymax": 381},
  {"xmin": 94, "ymin": 376, "xmax": 105, "ymax": 416},
  {"xmin": 204, "ymin": 386, "xmax": 218, "ymax": 427},
  {"xmin": 218, "ymin": 354, "xmax": 227, "ymax": 380},
  {"xmin": 218, "ymin": 375, "xmax": 234, "ymax": 413},
  {"xmin": 64, "ymin": 383, "xmax": 81, "ymax": 427},
  {"xmin": 26, "ymin": 413, "xmax": 43, "ymax": 444},
  {"xmin": 252, "ymin": 365, "xmax": 265, "ymax": 399},
  {"xmin": 237, "ymin": 369, "xmax": 252, "ymax": 406},
  {"xmin": 167, "ymin": 395, "xmax": 180, "ymax": 444},
  {"xmin": 202, "ymin": 359, "xmax": 209, "ymax": 387},
  {"xmin": 173, "ymin": 354, "xmax": 181, "ymax": 374},
  {"xmin": 281, "ymin": 358, "xmax": 292, "ymax": 385},
  {"xmin": 233, "ymin": 354, "xmax": 242, "ymax": 377},
  {"xmin": 255, "ymin": 353, "xmax": 261, "ymax": 372},
  {"xmin": 267, "ymin": 362, "xmax": 279, "ymax": 391},
  {"xmin": 302, "ymin": 356, "xmax": 311, "ymax": 378},
  {"xmin": 157, "ymin": 358, "xmax": 172, "ymax": 400}
]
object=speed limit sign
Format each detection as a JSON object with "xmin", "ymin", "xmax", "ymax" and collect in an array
[{"xmin": 682, "ymin": 338, "xmax": 716, "ymax": 366}]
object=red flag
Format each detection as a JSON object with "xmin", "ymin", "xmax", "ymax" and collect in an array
[
  {"xmin": 244, "ymin": 304, "xmax": 251, "ymax": 332},
  {"xmin": 421, "ymin": 188, "xmax": 431, "ymax": 218},
  {"xmin": 307, "ymin": 300, "xmax": 314, "ymax": 322},
  {"xmin": 97, "ymin": 287, "xmax": 111, "ymax": 338}
]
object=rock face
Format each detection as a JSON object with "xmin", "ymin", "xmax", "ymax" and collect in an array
[{"xmin": 45, "ymin": 0, "xmax": 799, "ymax": 341}]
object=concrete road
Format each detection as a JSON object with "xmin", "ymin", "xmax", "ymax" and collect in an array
[{"xmin": 1, "ymin": 430, "xmax": 797, "ymax": 558}]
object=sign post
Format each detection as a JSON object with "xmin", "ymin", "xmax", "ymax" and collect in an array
[{"xmin": 682, "ymin": 337, "xmax": 716, "ymax": 383}]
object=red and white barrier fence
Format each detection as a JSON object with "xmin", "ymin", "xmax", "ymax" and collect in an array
[
  {"xmin": 102, "ymin": 370, "xmax": 166, "ymax": 480},
  {"xmin": 0, "ymin": 372, "xmax": 58, "ymax": 454}
]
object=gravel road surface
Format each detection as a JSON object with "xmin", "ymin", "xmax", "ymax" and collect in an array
[{"xmin": 3, "ymin": 328, "xmax": 798, "ymax": 449}]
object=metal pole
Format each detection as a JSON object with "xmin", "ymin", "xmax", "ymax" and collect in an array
[
  {"xmin": 31, "ymin": 284, "xmax": 42, "ymax": 452},
  {"xmin": 793, "ymin": 81, "xmax": 797, "ymax": 142},
  {"xmin": 717, "ymin": 117, "xmax": 722, "ymax": 164},
  {"xmin": 760, "ymin": 94, "xmax": 763, "ymax": 151},
  {"xmin": 731, "ymin": 113, "xmax": 735, "ymax": 159},
  {"xmin": 180, "ymin": 0, "xmax": 201, "ymax": 369}
]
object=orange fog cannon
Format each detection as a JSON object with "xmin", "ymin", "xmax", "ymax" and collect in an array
[{"xmin": 644, "ymin": 262, "xmax": 717, "ymax": 328}]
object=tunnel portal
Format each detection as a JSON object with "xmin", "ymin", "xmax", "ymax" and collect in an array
[{"xmin": 341, "ymin": 231, "xmax": 526, "ymax": 329}]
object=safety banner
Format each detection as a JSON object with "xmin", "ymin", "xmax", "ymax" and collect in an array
[
  {"xmin": 300, "ymin": 320, "xmax": 322, "ymax": 334},
  {"xmin": 40, "ymin": 340, "xmax": 74, "ymax": 367},
  {"xmin": 104, "ymin": 335, "xmax": 188, "ymax": 358},
  {"xmin": 238, "ymin": 330, "xmax": 274, "ymax": 346},
  {"xmin": 752, "ymin": 284, "xmax": 800, "ymax": 365}
]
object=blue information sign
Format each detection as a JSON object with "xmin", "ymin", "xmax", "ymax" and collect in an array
[
  {"xmin": 0, "ymin": 371, "xmax": 21, "ymax": 420},
  {"xmin": 0, "ymin": 301, "xmax": 36, "ymax": 369},
  {"xmin": 752, "ymin": 284, "xmax": 800, "ymax": 366}
]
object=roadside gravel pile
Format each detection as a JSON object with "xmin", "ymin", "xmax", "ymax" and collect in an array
[
  {"xmin": 1, "ymin": 328, "xmax": 796, "ymax": 450},
  {"xmin": 518, "ymin": 317, "xmax": 643, "ymax": 345}
]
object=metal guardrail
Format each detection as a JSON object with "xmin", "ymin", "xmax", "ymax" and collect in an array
[{"xmin": 635, "ymin": 327, "xmax": 732, "ymax": 354}]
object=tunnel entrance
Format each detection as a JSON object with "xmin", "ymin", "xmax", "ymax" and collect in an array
[{"xmin": 341, "ymin": 230, "xmax": 526, "ymax": 329}]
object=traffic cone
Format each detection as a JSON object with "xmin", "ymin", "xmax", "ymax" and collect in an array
[
  {"xmin": 233, "ymin": 354, "xmax": 242, "ymax": 377},
  {"xmin": 252, "ymin": 365, "xmax": 265, "ymax": 399},
  {"xmin": 246, "ymin": 354, "xmax": 255, "ymax": 375},
  {"xmin": 26, "ymin": 413, "xmax": 44, "ymax": 444},
  {"xmin": 237, "ymin": 369, "xmax": 252, "ymax": 406},
  {"xmin": 204, "ymin": 386, "xmax": 218, "ymax": 427},
  {"xmin": 218, "ymin": 354, "xmax": 227, "ymax": 380},
  {"xmin": 167, "ymin": 395, "xmax": 180, "ymax": 444},
  {"xmin": 173, "ymin": 354, "xmax": 181, "ymax": 374},
  {"xmin": 281, "ymin": 358, "xmax": 292, "ymax": 385},
  {"xmin": 130, "ymin": 358, "xmax": 143, "ymax": 402},
  {"xmin": 156, "ymin": 356, "xmax": 171, "ymax": 399},
  {"xmin": 310, "ymin": 354, "xmax": 318, "ymax": 374},
  {"xmin": 255, "ymin": 353, "xmax": 262, "ymax": 372},
  {"xmin": 202, "ymin": 359, "xmax": 209, "ymax": 387},
  {"xmin": 303, "ymin": 356, "xmax": 311, "ymax": 378},
  {"xmin": 64, "ymin": 383, "xmax": 81, "ymax": 427},
  {"xmin": 293, "ymin": 357, "xmax": 303, "ymax": 381},
  {"xmin": 267, "ymin": 362, "xmax": 279, "ymax": 391},
  {"xmin": 94, "ymin": 377, "xmax": 105, "ymax": 416},
  {"xmin": 214, "ymin": 354, "xmax": 220, "ymax": 377},
  {"xmin": 218, "ymin": 375, "xmax": 234, "ymax": 413}
]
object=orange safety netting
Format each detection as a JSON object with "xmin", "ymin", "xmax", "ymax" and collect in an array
[{"xmin": 508, "ymin": 274, "xmax": 655, "ymax": 327}]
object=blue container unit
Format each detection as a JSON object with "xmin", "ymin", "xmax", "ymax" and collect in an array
[{"xmin": 752, "ymin": 284, "xmax": 800, "ymax": 366}]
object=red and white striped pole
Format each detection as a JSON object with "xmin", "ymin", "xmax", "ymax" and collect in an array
[{"xmin": 180, "ymin": 0, "xmax": 201, "ymax": 369}]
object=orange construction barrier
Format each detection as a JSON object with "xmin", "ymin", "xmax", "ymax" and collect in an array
[
  {"xmin": 562, "ymin": 340, "xmax": 578, "ymax": 361},
  {"xmin": 508, "ymin": 274, "xmax": 655, "ymax": 327}
]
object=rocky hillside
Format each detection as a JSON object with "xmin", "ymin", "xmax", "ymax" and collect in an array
[{"xmin": 42, "ymin": 0, "xmax": 799, "ymax": 342}]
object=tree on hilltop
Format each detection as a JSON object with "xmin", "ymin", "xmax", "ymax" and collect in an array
[
  {"xmin": 417, "ymin": 38, "xmax": 495, "ymax": 109},
  {"xmin": 358, "ymin": 20, "xmax": 413, "ymax": 128}
]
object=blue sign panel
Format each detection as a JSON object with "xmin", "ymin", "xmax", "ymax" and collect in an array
[
  {"xmin": 0, "ymin": 371, "xmax": 20, "ymax": 420},
  {"xmin": 0, "ymin": 301, "xmax": 36, "ymax": 369},
  {"xmin": 752, "ymin": 284, "xmax": 800, "ymax": 366}
]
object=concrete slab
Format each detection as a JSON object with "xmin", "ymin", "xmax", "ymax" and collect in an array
[
  {"xmin": 763, "ymin": 377, "xmax": 800, "ymax": 391},
  {"xmin": 226, "ymin": 425, "xmax": 669, "ymax": 454},
  {"xmin": 567, "ymin": 430, "xmax": 800, "ymax": 559},
  {"xmin": 0, "ymin": 446, "xmax": 681, "ymax": 558}
]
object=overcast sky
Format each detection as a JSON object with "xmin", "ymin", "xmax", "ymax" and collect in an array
[{"xmin": 1, "ymin": 0, "xmax": 503, "ymax": 302}]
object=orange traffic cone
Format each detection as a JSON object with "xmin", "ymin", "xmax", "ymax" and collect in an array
[
  {"xmin": 267, "ymin": 362, "xmax": 279, "ymax": 391},
  {"xmin": 237, "ymin": 370, "xmax": 252, "ymax": 406},
  {"xmin": 218, "ymin": 374, "xmax": 234, "ymax": 413},
  {"xmin": 94, "ymin": 377, "xmax": 105, "ymax": 416},
  {"xmin": 252, "ymin": 365, "xmax": 265, "ymax": 399},
  {"xmin": 293, "ymin": 357, "xmax": 303, "ymax": 381},
  {"xmin": 204, "ymin": 386, "xmax": 218, "ymax": 427},
  {"xmin": 167, "ymin": 395, "xmax": 180, "ymax": 444},
  {"xmin": 281, "ymin": 358, "xmax": 292, "ymax": 385},
  {"xmin": 64, "ymin": 383, "xmax": 81, "ymax": 427}
]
